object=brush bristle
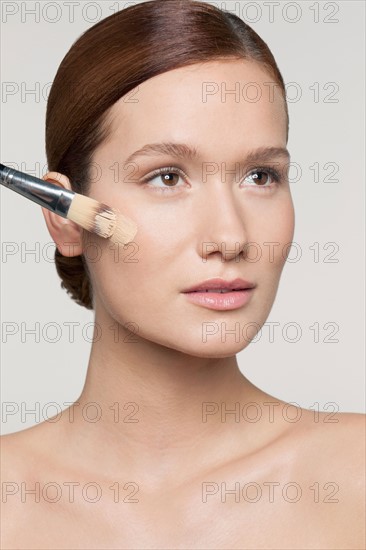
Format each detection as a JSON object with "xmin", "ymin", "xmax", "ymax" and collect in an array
[
  {"xmin": 68, "ymin": 194, "xmax": 116, "ymax": 238},
  {"xmin": 109, "ymin": 213, "xmax": 138, "ymax": 245},
  {"xmin": 67, "ymin": 194, "xmax": 137, "ymax": 244}
]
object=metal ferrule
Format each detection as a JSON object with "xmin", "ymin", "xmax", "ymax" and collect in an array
[{"xmin": 0, "ymin": 164, "xmax": 74, "ymax": 217}]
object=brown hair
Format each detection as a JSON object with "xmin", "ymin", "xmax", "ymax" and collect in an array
[{"xmin": 46, "ymin": 0, "xmax": 289, "ymax": 310}]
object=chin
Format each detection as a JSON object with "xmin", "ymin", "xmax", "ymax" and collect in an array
[{"xmin": 169, "ymin": 339, "xmax": 252, "ymax": 359}]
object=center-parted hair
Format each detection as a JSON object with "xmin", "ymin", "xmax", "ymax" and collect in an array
[{"xmin": 46, "ymin": 0, "xmax": 289, "ymax": 310}]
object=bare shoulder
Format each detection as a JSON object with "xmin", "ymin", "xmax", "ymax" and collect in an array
[
  {"xmin": 294, "ymin": 408, "xmax": 365, "ymax": 468},
  {"xmin": 1, "ymin": 426, "xmax": 47, "ymax": 510},
  {"xmin": 304, "ymin": 408, "xmax": 365, "ymax": 457},
  {"xmin": 1, "ymin": 424, "xmax": 68, "ymax": 547},
  {"xmin": 295, "ymin": 409, "xmax": 365, "ymax": 513},
  {"xmin": 1, "ymin": 424, "xmax": 48, "ymax": 475},
  {"xmin": 267, "ymin": 408, "xmax": 365, "ymax": 548},
  {"xmin": 1, "ymin": 429, "xmax": 32, "ymax": 477},
  {"xmin": 0, "ymin": 429, "xmax": 37, "ymax": 545},
  {"xmin": 1, "ymin": 423, "xmax": 60, "ymax": 490}
]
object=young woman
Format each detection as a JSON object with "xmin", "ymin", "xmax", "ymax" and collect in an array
[{"xmin": 2, "ymin": 1, "xmax": 364, "ymax": 548}]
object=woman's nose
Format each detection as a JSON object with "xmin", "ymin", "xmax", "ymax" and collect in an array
[{"xmin": 196, "ymin": 181, "xmax": 248, "ymax": 262}]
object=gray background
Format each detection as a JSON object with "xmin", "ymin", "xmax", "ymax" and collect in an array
[{"xmin": 1, "ymin": 0, "xmax": 365, "ymax": 435}]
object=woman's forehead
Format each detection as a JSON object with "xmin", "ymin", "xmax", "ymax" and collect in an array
[{"xmin": 102, "ymin": 59, "xmax": 287, "ymax": 153}]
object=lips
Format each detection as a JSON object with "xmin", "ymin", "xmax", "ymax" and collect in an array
[
  {"xmin": 182, "ymin": 280, "xmax": 255, "ymax": 311},
  {"xmin": 182, "ymin": 277, "xmax": 255, "ymax": 293}
]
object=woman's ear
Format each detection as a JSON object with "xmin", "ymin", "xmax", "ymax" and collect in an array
[{"xmin": 41, "ymin": 171, "xmax": 83, "ymax": 257}]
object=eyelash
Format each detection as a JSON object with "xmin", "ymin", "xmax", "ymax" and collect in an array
[{"xmin": 140, "ymin": 165, "xmax": 283, "ymax": 193}]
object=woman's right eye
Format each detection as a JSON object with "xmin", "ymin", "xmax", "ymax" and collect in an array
[{"xmin": 140, "ymin": 166, "xmax": 188, "ymax": 193}]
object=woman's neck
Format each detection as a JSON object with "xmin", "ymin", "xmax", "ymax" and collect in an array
[{"xmin": 62, "ymin": 311, "xmax": 284, "ymax": 489}]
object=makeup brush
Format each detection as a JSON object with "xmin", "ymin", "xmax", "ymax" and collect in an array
[{"xmin": 0, "ymin": 163, "xmax": 137, "ymax": 245}]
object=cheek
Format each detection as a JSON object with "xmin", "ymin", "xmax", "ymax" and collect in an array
[
  {"xmin": 275, "ymin": 194, "xmax": 295, "ymax": 257},
  {"xmin": 83, "ymin": 218, "xmax": 180, "ymax": 307},
  {"xmin": 251, "ymin": 194, "xmax": 295, "ymax": 267},
  {"xmin": 243, "ymin": 196, "xmax": 294, "ymax": 327}
]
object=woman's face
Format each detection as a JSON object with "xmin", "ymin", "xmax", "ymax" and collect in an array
[{"xmin": 86, "ymin": 59, "xmax": 294, "ymax": 357}]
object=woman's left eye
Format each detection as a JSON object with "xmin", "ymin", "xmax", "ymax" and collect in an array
[{"xmin": 243, "ymin": 168, "xmax": 281, "ymax": 189}]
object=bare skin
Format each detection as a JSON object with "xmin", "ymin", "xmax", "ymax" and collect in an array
[
  {"xmin": 1, "ymin": 403, "xmax": 365, "ymax": 548},
  {"xmin": 1, "ymin": 60, "xmax": 365, "ymax": 549}
]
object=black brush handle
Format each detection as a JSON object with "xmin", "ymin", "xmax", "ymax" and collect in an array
[{"xmin": 0, "ymin": 163, "xmax": 74, "ymax": 217}]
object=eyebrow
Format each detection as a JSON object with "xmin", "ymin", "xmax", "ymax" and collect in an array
[
  {"xmin": 125, "ymin": 142, "xmax": 198, "ymax": 165},
  {"xmin": 124, "ymin": 142, "xmax": 290, "ymax": 166}
]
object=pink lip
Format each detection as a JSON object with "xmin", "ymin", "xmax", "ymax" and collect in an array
[
  {"xmin": 182, "ymin": 278, "xmax": 256, "ymax": 311},
  {"xmin": 183, "ymin": 288, "xmax": 254, "ymax": 311},
  {"xmin": 182, "ymin": 277, "xmax": 255, "ymax": 293}
]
